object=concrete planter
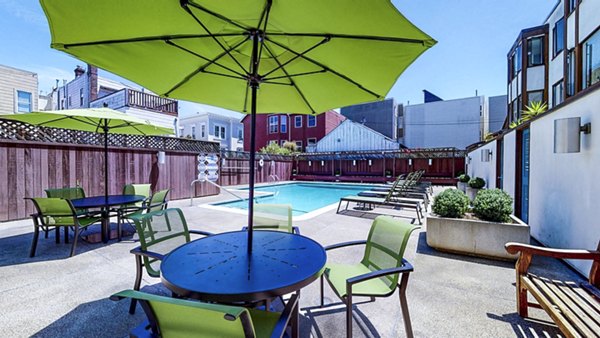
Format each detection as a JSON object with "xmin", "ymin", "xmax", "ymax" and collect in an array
[
  {"xmin": 465, "ymin": 187, "xmax": 480, "ymax": 200},
  {"xmin": 457, "ymin": 182, "xmax": 467, "ymax": 192},
  {"xmin": 426, "ymin": 214, "xmax": 529, "ymax": 260}
]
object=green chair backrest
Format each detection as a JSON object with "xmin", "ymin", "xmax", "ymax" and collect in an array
[
  {"xmin": 361, "ymin": 216, "xmax": 419, "ymax": 291},
  {"xmin": 45, "ymin": 187, "xmax": 86, "ymax": 200},
  {"xmin": 112, "ymin": 290, "xmax": 254, "ymax": 338},
  {"xmin": 123, "ymin": 184, "xmax": 152, "ymax": 208},
  {"xmin": 135, "ymin": 208, "xmax": 190, "ymax": 277},
  {"xmin": 253, "ymin": 203, "xmax": 293, "ymax": 233},
  {"xmin": 29, "ymin": 198, "xmax": 77, "ymax": 226},
  {"xmin": 147, "ymin": 189, "xmax": 169, "ymax": 213}
]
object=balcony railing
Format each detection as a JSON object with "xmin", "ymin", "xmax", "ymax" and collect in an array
[{"xmin": 91, "ymin": 88, "xmax": 178, "ymax": 115}]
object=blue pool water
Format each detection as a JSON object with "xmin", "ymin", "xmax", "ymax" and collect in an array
[{"xmin": 213, "ymin": 182, "xmax": 373, "ymax": 216}]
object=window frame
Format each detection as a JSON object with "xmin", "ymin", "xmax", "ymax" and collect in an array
[
  {"xmin": 268, "ymin": 115, "xmax": 279, "ymax": 134},
  {"xmin": 552, "ymin": 80, "xmax": 564, "ymax": 107},
  {"xmin": 526, "ymin": 90, "xmax": 544, "ymax": 106},
  {"xmin": 527, "ymin": 36, "xmax": 544, "ymax": 67},
  {"xmin": 307, "ymin": 115, "xmax": 317, "ymax": 128},
  {"xmin": 294, "ymin": 140, "xmax": 303, "ymax": 151},
  {"xmin": 553, "ymin": 18, "xmax": 565, "ymax": 57},
  {"xmin": 214, "ymin": 124, "xmax": 226, "ymax": 140},
  {"xmin": 307, "ymin": 137, "xmax": 317, "ymax": 146},
  {"xmin": 280, "ymin": 115, "xmax": 287, "ymax": 133},
  {"xmin": 201, "ymin": 123, "xmax": 206, "ymax": 138},
  {"xmin": 16, "ymin": 90, "xmax": 32, "ymax": 113},
  {"xmin": 294, "ymin": 115, "xmax": 302, "ymax": 128},
  {"xmin": 191, "ymin": 125, "xmax": 196, "ymax": 139},
  {"xmin": 582, "ymin": 29, "xmax": 600, "ymax": 90}
]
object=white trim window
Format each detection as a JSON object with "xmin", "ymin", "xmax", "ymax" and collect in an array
[
  {"xmin": 294, "ymin": 115, "xmax": 302, "ymax": 128},
  {"xmin": 16, "ymin": 90, "xmax": 32, "ymax": 112},
  {"xmin": 307, "ymin": 115, "xmax": 317, "ymax": 128},
  {"xmin": 214, "ymin": 124, "xmax": 226, "ymax": 139},
  {"xmin": 237, "ymin": 128, "xmax": 243, "ymax": 141},
  {"xmin": 268, "ymin": 115, "xmax": 279, "ymax": 133},
  {"xmin": 269, "ymin": 140, "xmax": 278, "ymax": 145},
  {"xmin": 307, "ymin": 137, "xmax": 317, "ymax": 146},
  {"xmin": 191, "ymin": 125, "xmax": 196, "ymax": 139},
  {"xmin": 201, "ymin": 123, "xmax": 206, "ymax": 138},
  {"xmin": 280, "ymin": 115, "xmax": 287, "ymax": 133},
  {"xmin": 295, "ymin": 140, "xmax": 303, "ymax": 151}
]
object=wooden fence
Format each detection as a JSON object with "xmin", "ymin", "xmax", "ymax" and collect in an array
[{"xmin": 218, "ymin": 158, "xmax": 293, "ymax": 186}]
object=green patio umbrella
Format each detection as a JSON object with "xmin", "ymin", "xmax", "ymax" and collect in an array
[
  {"xmin": 0, "ymin": 108, "xmax": 173, "ymax": 204},
  {"xmin": 40, "ymin": 0, "xmax": 436, "ymax": 252}
]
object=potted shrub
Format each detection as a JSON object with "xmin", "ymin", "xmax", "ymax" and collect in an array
[
  {"xmin": 466, "ymin": 176, "xmax": 485, "ymax": 200},
  {"xmin": 457, "ymin": 174, "xmax": 470, "ymax": 192},
  {"xmin": 385, "ymin": 169, "xmax": 392, "ymax": 178},
  {"xmin": 334, "ymin": 169, "xmax": 341, "ymax": 177},
  {"xmin": 427, "ymin": 188, "xmax": 529, "ymax": 260},
  {"xmin": 292, "ymin": 168, "xmax": 297, "ymax": 176},
  {"xmin": 431, "ymin": 188, "xmax": 470, "ymax": 218}
]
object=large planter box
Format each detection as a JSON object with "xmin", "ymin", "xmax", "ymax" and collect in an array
[
  {"xmin": 457, "ymin": 181, "xmax": 467, "ymax": 192},
  {"xmin": 426, "ymin": 214, "xmax": 529, "ymax": 260}
]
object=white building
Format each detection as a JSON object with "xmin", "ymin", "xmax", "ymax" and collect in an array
[
  {"xmin": 402, "ymin": 95, "xmax": 487, "ymax": 150},
  {"xmin": 53, "ymin": 65, "xmax": 177, "ymax": 131},
  {"xmin": 468, "ymin": 0, "xmax": 600, "ymax": 276},
  {"xmin": 306, "ymin": 119, "xmax": 400, "ymax": 152},
  {"xmin": 0, "ymin": 64, "xmax": 38, "ymax": 114},
  {"xmin": 179, "ymin": 111, "xmax": 244, "ymax": 151}
]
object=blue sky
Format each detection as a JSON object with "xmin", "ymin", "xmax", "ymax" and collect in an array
[{"xmin": 0, "ymin": 0, "xmax": 556, "ymax": 117}]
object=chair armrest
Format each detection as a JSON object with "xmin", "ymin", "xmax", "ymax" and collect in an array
[
  {"xmin": 324, "ymin": 240, "xmax": 367, "ymax": 251},
  {"xmin": 505, "ymin": 242, "xmax": 600, "ymax": 260},
  {"xmin": 130, "ymin": 246, "xmax": 165, "ymax": 261},
  {"xmin": 189, "ymin": 230, "xmax": 214, "ymax": 236},
  {"xmin": 347, "ymin": 259, "xmax": 414, "ymax": 285},
  {"xmin": 270, "ymin": 293, "xmax": 299, "ymax": 338}
]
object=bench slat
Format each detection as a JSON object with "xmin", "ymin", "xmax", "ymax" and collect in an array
[
  {"xmin": 561, "ymin": 281, "xmax": 600, "ymax": 331},
  {"xmin": 548, "ymin": 279, "xmax": 600, "ymax": 336},
  {"xmin": 523, "ymin": 275, "xmax": 582, "ymax": 338}
]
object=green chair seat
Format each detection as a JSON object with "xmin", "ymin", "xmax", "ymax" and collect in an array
[
  {"xmin": 325, "ymin": 263, "xmax": 393, "ymax": 297},
  {"xmin": 111, "ymin": 289, "xmax": 299, "ymax": 338}
]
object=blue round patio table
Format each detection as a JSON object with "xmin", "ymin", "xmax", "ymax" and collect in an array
[
  {"xmin": 160, "ymin": 230, "xmax": 327, "ymax": 303},
  {"xmin": 71, "ymin": 194, "xmax": 145, "ymax": 243}
]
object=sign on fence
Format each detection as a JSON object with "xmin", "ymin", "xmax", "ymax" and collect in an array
[{"xmin": 198, "ymin": 154, "xmax": 219, "ymax": 182}]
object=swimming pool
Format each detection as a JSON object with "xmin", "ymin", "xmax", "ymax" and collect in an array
[{"xmin": 208, "ymin": 182, "xmax": 375, "ymax": 219}]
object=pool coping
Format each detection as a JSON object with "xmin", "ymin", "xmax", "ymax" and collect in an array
[{"xmin": 198, "ymin": 180, "xmax": 382, "ymax": 221}]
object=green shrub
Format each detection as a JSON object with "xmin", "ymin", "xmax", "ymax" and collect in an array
[
  {"xmin": 457, "ymin": 174, "xmax": 470, "ymax": 183},
  {"xmin": 472, "ymin": 189, "xmax": 513, "ymax": 222},
  {"xmin": 432, "ymin": 189, "xmax": 470, "ymax": 218},
  {"xmin": 468, "ymin": 177, "xmax": 485, "ymax": 189}
]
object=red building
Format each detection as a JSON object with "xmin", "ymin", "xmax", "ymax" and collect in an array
[{"xmin": 242, "ymin": 111, "xmax": 345, "ymax": 152}]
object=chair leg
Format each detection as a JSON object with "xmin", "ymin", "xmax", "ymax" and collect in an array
[
  {"xmin": 345, "ymin": 292, "xmax": 353, "ymax": 338},
  {"xmin": 320, "ymin": 274, "xmax": 324, "ymax": 307},
  {"xmin": 398, "ymin": 274, "xmax": 414, "ymax": 338},
  {"xmin": 64, "ymin": 226, "xmax": 69, "ymax": 244},
  {"xmin": 30, "ymin": 220, "xmax": 40, "ymax": 258},
  {"xmin": 69, "ymin": 226, "xmax": 79, "ymax": 257},
  {"xmin": 291, "ymin": 296, "xmax": 299, "ymax": 338},
  {"xmin": 117, "ymin": 212, "xmax": 122, "ymax": 242},
  {"xmin": 55, "ymin": 227, "xmax": 60, "ymax": 244},
  {"xmin": 129, "ymin": 255, "xmax": 143, "ymax": 314}
]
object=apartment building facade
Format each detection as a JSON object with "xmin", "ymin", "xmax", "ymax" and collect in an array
[
  {"xmin": 0, "ymin": 64, "xmax": 38, "ymax": 114},
  {"xmin": 242, "ymin": 111, "xmax": 345, "ymax": 152},
  {"xmin": 179, "ymin": 112, "xmax": 244, "ymax": 151},
  {"xmin": 340, "ymin": 98, "xmax": 398, "ymax": 140}
]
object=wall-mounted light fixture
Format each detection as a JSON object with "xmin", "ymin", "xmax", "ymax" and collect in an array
[
  {"xmin": 428, "ymin": 159, "xmax": 432, "ymax": 166},
  {"xmin": 368, "ymin": 159, "xmax": 372, "ymax": 166},
  {"xmin": 352, "ymin": 160, "xmax": 356, "ymax": 166},
  {"xmin": 480, "ymin": 149, "xmax": 492, "ymax": 162},
  {"xmin": 157, "ymin": 151, "xmax": 166, "ymax": 164},
  {"xmin": 467, "ymin": 156, "xmax": 471, "ymax": 164},
  {"xmin": 308, "ymin": 160, "xmax": 312, "ymax": 166},
  {"xmin": 408, "ymin": 158, "xmax": 412, "ymax": 166},
  {"xmin": 554, "ymin": 117, "xmax": 591, "ymax": 153},
  {"xmin": 321, "ymin": 160, "xmax": 325, "ymax": 166}
]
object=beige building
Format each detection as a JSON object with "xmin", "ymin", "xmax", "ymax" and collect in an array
[{"xmin": 0, "ymin": 64, "xmax": 38, "ymax": 114}]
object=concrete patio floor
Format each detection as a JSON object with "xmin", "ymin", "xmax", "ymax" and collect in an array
[{"xmin": 0, "ymin": 185, "xmax": 584, "ymax": 337}]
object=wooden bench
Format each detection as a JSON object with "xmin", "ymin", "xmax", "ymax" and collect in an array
[{"xmin": 505, "ymin": 242, "xmax": 600, "ymax": 338}]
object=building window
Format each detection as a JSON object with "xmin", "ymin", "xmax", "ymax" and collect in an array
[
  {"xmin": 553, "ymin": 18, "xmax": 564, "ymax": 56},
  {"xmin": 294, "ymin": 115, "xmax": 302, "ymax": 128},
  {"xmin": 552, "ymin": 80, "xmax": 564, "ymax": 107},
  {"xmin": 307, "ymin": 137, "xmax": 317, "ymax": 146},
  {"xmin": 583, "ymin": 30, "xmax": 600, "ymax": 89},
  {"xmin": 237, "ymin": 128, "xmax": 243, "ymax": 140},
  {"xmin": 79, "ymin": 88, "xmax": 84, "ymax": 106},
  {"xmin": 201, "ymin": 124, "xmax": 206, "ymax": 138},
  {"xmin": 191, "ymin": 125, "xmax": 196, "ymax": 139},
  {"xmin": 527, "ymin": 90, "xmax": 543, "ymax": 105},
  {"xmin": 511, "ymin": 95, "xmax": 521, "ymax": 122},
  {"xmin": 68, "ymin": 96, "xmax": 72, "ymax": 107},
  {"xmin": 16, "ymin": 90, "xmax": 32, "ymax": 112},
  {"xmin": 214, "ymin": 125, "xmax": 226, "ymax": 139},
  {"xmin": 269, "ymin": 140, "xmax": 278, "ymax": 145},
  {"xmin": 527, "ymin": 37, "xmax": 544, "ymax": 67},
  {"xmin": 280, "ymin": 115, "xmax": 287, "ymax": 133},
  {"xmin": 307, "ymin": 115, "xmax": 316, "ymax": 128},
  {"xmin": 268, "ymin": 115, "xmax": 279, "ymax": 133},
  {"xmin": 512, "ymin": 45, "xmax": 522, "ymax": 77},
  {"xmin": 567, "ymin": 0, "xmax": 577, "ymax": 15},
  {"xmin": 294, "ymin": 141, "xmax": 303, "ymax": 151},
  {"xmin": 280, "ymin": 140, "xmax": 286, "ymax": 146},
  {"xmin": 566, "ymin": 49, "xmax": 576, "ymax": 96}
]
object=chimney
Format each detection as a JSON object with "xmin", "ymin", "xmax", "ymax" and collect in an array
[
  {"xmin": 74, "ymin": 65, "xmax": 85, "ymax": 78},
  {"xmin": 87, "ymin": 64, "xmax": 98, "ymax": 103}
]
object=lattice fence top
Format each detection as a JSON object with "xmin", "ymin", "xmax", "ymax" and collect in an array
[
  {"xmin": 294, "ymin": 148, "xmax": 466, "ymax": 160},
  {"xmin": 0, "ymin": 119, "xmax": 219, "ymax": 153}
]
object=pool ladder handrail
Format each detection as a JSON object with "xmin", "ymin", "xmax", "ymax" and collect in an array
[
  {"xmin": 190, "ymin": 179, "xmax": 248, "ymax": 206},
  {"xmin": 268, "ymin": 174, "xmax": 280, "ymax": 182}
]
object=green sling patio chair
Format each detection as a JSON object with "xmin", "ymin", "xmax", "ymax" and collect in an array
[
  {"xmin": 128, "ymin": 208, "xmax": 212, "ymax": 314},
  {"xmin": 118, "ymin": 188, "xmax": 170, "ymax": 241},
  {"xmin": 320, "ymin": 215, "xmax": 419, "ymax": 338},
  {"xmin": 111, "ymin": 289, "xmax": 299, "ymax": 338},
  {"xmin": 116, "ymin": 184, "xmax": 152, "ymax": 234},
  {"xmin": 242, "ymin": 204, "xmax": 300, "ymax": 234},
  {"xmin": 27, "ymin": 197, "xmax": 101, "ymax": 257}
]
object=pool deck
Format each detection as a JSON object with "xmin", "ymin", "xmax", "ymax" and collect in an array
[{"xmin": 0, "ymin": 185, "xmax": 583, "ymax": 337}]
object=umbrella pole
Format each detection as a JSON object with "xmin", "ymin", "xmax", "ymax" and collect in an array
[
  {"xmin": 247, "ymin": 29, "xmax": 261, "ymax": 254},
  {"xmin": 103, "ymin": 120, "xmax": 109, "ymax": 243}
]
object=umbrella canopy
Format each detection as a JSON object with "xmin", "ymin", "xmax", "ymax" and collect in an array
[
  {"xmin": 0, "ymin": 108, "xmax": 172, "ymax": 204},
  {"xmin": 40, "ymin": 0, "xmax": 435, "ymax": 251}
]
